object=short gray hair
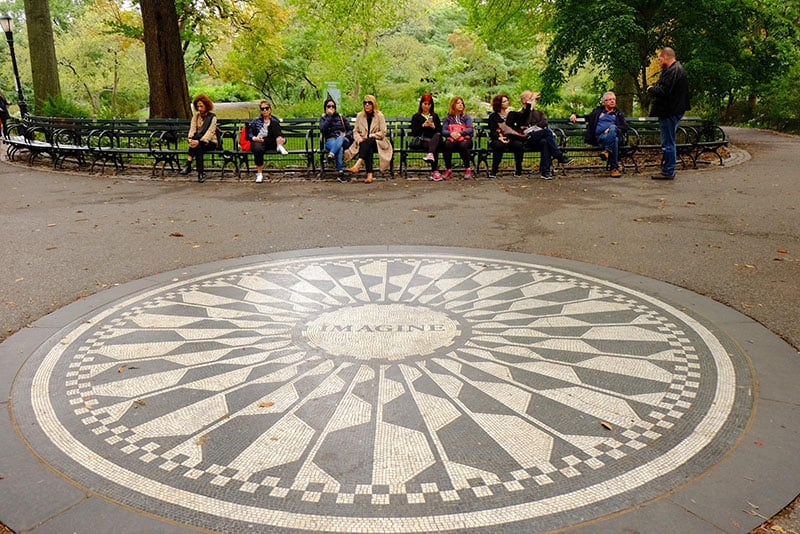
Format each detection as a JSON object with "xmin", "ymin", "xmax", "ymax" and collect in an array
[{"xmin": 601, "ymin": 92, "xmax": 616, "ymax": 103}]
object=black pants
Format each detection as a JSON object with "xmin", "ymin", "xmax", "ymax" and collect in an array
[
  {"xmin": 251, "ymin": 140, "xmax": 277, "ymax": 166},
  {"xmin": 188, "ymin": 141, "xmax": 216, "ymax": 173},
  {"xmin": 357, "ymin": 137, "xmax": 378, "ymax": 173},
  {"xmin": 489, "ymin": 138, "xmax": 524, "ymax": 174},
  {"xmin": 442, "ymin": 138, "xmax": 472, "ymax": 169},
  {"xmin": 416, "ymin": 133, "xmax": 441, "ymax": 170}
]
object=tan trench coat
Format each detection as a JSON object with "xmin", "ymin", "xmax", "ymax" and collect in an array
[{"xmin": 344, "ymin": 110, "xmax": 393, "ymax": 172}]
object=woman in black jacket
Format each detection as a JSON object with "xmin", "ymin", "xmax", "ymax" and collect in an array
[
  {"xmin": 319, "ymin": 97, "xmax": 352, "ymax": 182},
  {"xmin": 487, "ymin": 93, "xmax": 526, "ymax": 178},
  {"xmin": 409, "ymin": 94, "xmax": 442, "ymax": 181},
  {"xmin": 247, "ymin": 100, "xmax": 287, "ymax": 183}
]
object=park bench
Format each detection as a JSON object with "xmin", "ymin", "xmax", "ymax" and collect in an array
[
  {"xmin": 3, "ymin": 114, "xmax": 727, "ymax": 179},
  {"xmin": 550, "ymin": 118, "xmax": 638, "ymax": 173},
  {"xmin": 317, "ymin": 118, "xmax": 398, "ymax": 179},
  {"xmin": 678, "ymin": 117, "xmax": 728, "ymax": 166},
  {"xmin": 3, "ymin": 121, "xmax": 58, "ymax": 165},
  {"xmin": 394, "ymin": 117, "xmax": 485, "ymax": 179},
  {"xmin": 625, "ymin": 116, "xmax": 727, "ymax": 170},
  {"xmin": 223, "ymin": 118, "xmax": 316, "ymax": 181}
]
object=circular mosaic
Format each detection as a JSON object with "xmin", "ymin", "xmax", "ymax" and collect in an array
[{"xmin": 16, "ymin": 252, "xmax": 751, "ymax": 532}]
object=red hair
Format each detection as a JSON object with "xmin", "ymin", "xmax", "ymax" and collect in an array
[{"xmin": 192, "ymin": 94, "xmax": 214, "ymax": 112}]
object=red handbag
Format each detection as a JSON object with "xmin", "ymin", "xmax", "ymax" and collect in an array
[
  {"xmin": 446, "ymin": 122, "xmax": 471, "ymax": 141},
  {"xmin": 239, "ymin": 125, "xmax": 251, "ymax": 151}
]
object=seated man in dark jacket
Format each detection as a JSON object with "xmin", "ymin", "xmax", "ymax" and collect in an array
[{"xmin": 570, "ymin": 91, "xmax": 628, "ymax": 178}]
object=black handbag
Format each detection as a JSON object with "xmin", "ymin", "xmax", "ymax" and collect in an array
[{"xmin": 410, "ymin": 136, "xmax": 427, "ymax": 149}]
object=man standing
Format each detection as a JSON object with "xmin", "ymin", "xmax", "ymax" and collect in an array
[
  {"xmin": 517, "ymin": 90, "xmax": 572, "ymax": 180},
  {"xmin": 570, "ymin": 91, "xmax": 628, "ymax": 178},
  {"xmin": 646, "ymin": 47, "xmax": 690, "ymax": 180}
]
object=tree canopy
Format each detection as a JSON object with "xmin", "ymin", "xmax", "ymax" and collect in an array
[{"xmin": 0, "ymin": 0, "xmax": 798, "ymax": 124}]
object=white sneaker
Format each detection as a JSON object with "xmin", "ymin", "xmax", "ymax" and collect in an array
[
  {"xmin": 277, "ymin": 144, "xmax": 288, "ymax": 155},
  {"xmin": 255, "ymin": 173, "xmax": 263, "ymax": 183}
]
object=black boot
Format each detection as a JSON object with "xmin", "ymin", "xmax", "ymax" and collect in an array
[
  {"xmin": 196, "ymin": 158, "xmax": 205, "ymax": 183},
  {"xmin": 179, "ymin": 161, "xmax": 192, "ymax": 175}
]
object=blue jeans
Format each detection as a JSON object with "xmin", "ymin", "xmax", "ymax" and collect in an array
[
  {"xmin": 659, "ymin": 115, "xmax": 681, "ymax": 176},
  {"xmin": 325, "ymin": 135, "xmax": 351, "ymax": 171},
  {"xmin": 597, "ymin": 125, "xmax": 620, "ymax": 169}
]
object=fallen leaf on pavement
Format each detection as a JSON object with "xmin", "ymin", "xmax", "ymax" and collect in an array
[
  {"xmin": 259, "ymin": 401, "xmax": 275, "ymax": 408},
  {"xmin": 196, "ymin": 435, "xmax": 208, "ymax": 446},
  {"xmin": 600, "ymin": 421, "xmax": 613, "ymax": 430},
  {"xmin": 169, "ymin": 232, "xmax": 184, "ymax": 237},
  {"xmin": 777, "ymin": 249, "xmax": 789, "ymax": 254}
]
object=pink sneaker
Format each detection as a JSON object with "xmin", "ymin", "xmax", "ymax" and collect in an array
[
  {"xmin": 464, "ymin": 168, "xmax": 472, "ymax": 179},
  {"xmin": 430, "ymin": 170, "xmax": 443, "ymax": 182},
  {"xmin": 444, "ymin": 169, "xmax": 453, "ymax": 180}
]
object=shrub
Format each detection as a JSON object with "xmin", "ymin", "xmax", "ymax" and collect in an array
[{"xmin": 40, "ymin": 94, "xmax": 92, "ymax": 118}]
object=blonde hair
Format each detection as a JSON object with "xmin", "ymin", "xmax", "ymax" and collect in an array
[{"xmin": 363, "ymin": 94, "xmax": 379, "ymax": 112}]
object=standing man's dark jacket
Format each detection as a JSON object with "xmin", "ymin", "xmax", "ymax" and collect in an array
[
  {"xmin": 582, "ymin": 105, "xmax": 628, "ymax": 145},
  {"xmin": 648, "ymin": 61, "xmax": 690, "ymax": 118}
]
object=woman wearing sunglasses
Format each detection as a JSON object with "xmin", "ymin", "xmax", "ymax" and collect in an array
[
  {"xmin": 246, "ymin": 100, "xmax": 287, "ymax": 183},
  {"xmin": 344, "ymin": 95, "xmax": 392, "ymax": 183},
  {"xmin": 319, "ymin": 97, "xmax": 353, "ymax": 182}
]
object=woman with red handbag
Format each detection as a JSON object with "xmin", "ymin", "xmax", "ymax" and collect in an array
[{"xmin": 440, "ymin": 96, "xmax": 474, "ymax": 179}]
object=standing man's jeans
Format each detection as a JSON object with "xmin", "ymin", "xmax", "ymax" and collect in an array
[
  {"xmin": 597, "ymin": 125, "xmax": 620, "ymax": 170},
  {"xmin": 325, "ymin": 135, "xmax": 351, "ymax": 171},
  {"xmin": 659, "ymin": 115, "xmax": 682, "ymax": 177}
]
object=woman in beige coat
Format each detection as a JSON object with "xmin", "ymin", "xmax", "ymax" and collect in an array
[{"xmin": 345, "ymin": 95, "xmax": 392, "ymax": 183}]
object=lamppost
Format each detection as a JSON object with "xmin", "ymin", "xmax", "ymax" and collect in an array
[{"xmin": 0, "ymin": 13, "xmax": 28, "ymax": 117}]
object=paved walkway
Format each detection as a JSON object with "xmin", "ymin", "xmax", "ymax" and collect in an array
[{"xmin": 1, "ymin": 128, "xmax": 799, "ymax": 533}]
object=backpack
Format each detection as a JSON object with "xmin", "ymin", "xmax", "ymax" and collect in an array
[{"xmin": 239, "ymin": 124, "xmax": 251, "ymax": 151}]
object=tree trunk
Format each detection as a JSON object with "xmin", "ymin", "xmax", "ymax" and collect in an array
[
  {"xmin": 612, "ymin": 73, "xmax": 635, "ymax": 117},
  {"xmin": 23, "ymin": 0, "xmax": 61, "ymax": 113},
  {"xmin": 140, "ymin": 0, "xmax": 191, "ymax": 119}
]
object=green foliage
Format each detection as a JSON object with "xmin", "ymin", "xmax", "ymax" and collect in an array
[
  {"xmin": 41, "ymin": 93, "xmax": 92, "ymax": 118},
  {"xmin": 5, "ymin": 0, "xmax": 799, "ymax": 129},
  {"xmin": 754, "ymin": 58, "xmax": 800, "ymax": 131},
  {"xmin": 190, "ymin": 83, "xmax": 260, "ymax": 103},
  {"xmin": 55, "ymin": 0, "xmax": 148, "ymax": 117}
]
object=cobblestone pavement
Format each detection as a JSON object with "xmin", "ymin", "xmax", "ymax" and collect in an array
[{"xmin": 1, "ymin": 127, "xmax": 798, "ymax": 533}]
